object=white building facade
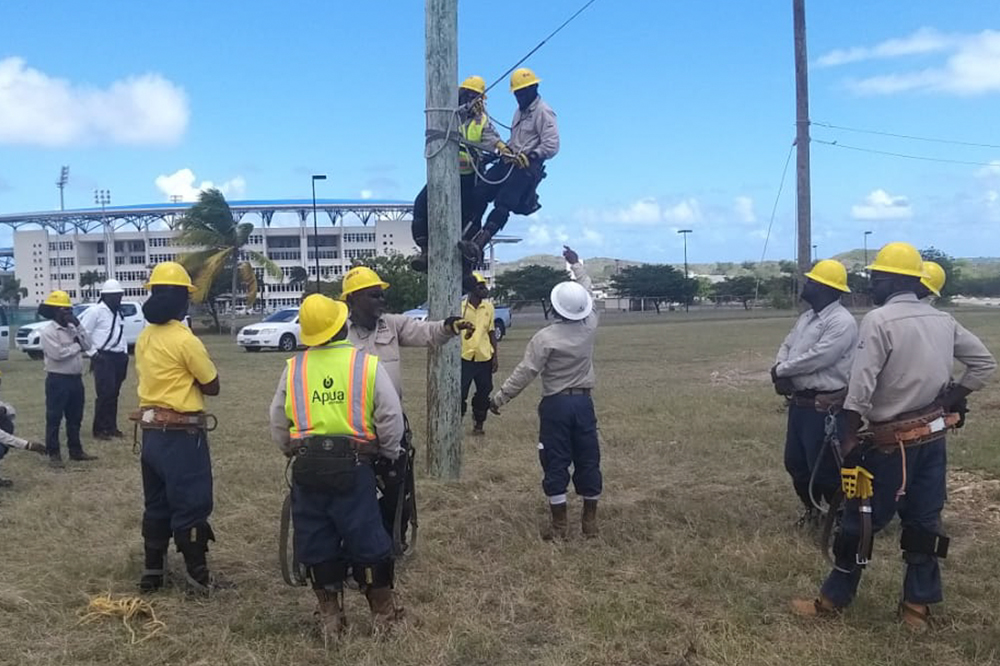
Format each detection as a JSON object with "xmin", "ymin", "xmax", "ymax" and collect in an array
[{"xmin": 14, "ymin": 217, "xmax": 488, "ymax": 308}]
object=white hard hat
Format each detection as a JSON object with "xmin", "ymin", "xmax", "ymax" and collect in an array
[
  {"xmin": 100, "ymin": 278, "xmax": 124, "ymax": 295},
  {"xmin": 550, "ymin": 281, "xmax": 593, "ymax": 321}
]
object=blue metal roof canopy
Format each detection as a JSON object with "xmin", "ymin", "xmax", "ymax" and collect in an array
[{"xmin": 0, "ymin": 198, "xmax": 413, "ymax": 234}]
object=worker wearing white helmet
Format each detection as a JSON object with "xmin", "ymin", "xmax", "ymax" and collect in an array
[
  {"xmin": 490, "ymin": 245, "xmax": 603, "ymax": 540},
  {"xmin": 79, "ymin": 278, "xmax": 129, "ymax": 440}
]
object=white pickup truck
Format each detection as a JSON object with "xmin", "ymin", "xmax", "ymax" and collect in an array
[{"xmin": 15, "ymin": 302, "xmax": 150, "ymax": 360}]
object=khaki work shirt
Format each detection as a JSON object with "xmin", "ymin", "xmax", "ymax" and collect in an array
[
  {"xmin": 508, "ymin": 97, "xmax": 560, "ymax": 161},
  {"xmin": 774, "ymin": 301, "xmax": 858, "ymax": 392},
  {"xmin": 494, "ymin": 263, "xmax": 596, "ymax": 407},
  {"xmin": 41, "ymin": 322, "xmax": 91, "ymax": 375},
  {"xmin": 347, "ymin": 314, "xmax": 455, "ymax": 399},
  {"xmin": 843, "ymin": 292, "xmax": 996, "ymax": 422},
  {"xmin": 268, "ymin": 360, "xmax": 404, "ymax": 459}
]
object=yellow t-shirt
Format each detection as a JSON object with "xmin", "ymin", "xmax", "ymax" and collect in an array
[
  {"xmin": 461, "ymin": 298, "xmax": 496, "ymax": 362},
  {"xmin": 135, "ymin": 320, "xmax": 218, "ymax": 413}
]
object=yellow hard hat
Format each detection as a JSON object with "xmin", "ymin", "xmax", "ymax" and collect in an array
[
  {"xmin": 867, "ymin": 242, "xmax": 927, "ymax": 278},
  {"xmin": 804, "ymin": 259, "xmax": 850, "ymax": 293},
  {"xmin": 510, "ymin": 67, "xmax": 541, "ymax": 92},
  {"xmin": 145, "ymin": 261, "xmax": 195, "ymax": 292},
  {"xmin": 460, "ymin": 75, "xmax": 487, "ymax": 94},
  {"xmin": 340, "ymin": 266, "xmax": 389, "ymax": 298},
  {"xmin": 43, "ymin": 290, "xmax": 72, "ymax": 308},
  {"xmin": 299, "ymin": 294, "xmax": 349, "ymax": 346},
  {"xmin": 472, "ymin": 272, "xmax": 487, "ymax": 285},
  {"xmin": 921, "ymin": 260, "xmax": 946, "ymax": 296}
]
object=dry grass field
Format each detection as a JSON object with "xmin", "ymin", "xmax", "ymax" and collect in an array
[{"xmin": 1, "ymin": 309, "xmax": 999, "ymax": 666}]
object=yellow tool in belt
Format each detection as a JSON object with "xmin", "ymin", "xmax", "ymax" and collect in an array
[{"xmin": 841, "ymin": 466, "xmax": 875, "ymax": 566}]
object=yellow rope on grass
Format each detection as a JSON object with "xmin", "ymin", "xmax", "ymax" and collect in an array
[{"xmin": 78, "ymin": 593, "xmax": 166, "ymax": 644}]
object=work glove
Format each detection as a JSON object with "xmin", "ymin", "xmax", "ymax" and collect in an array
[
  {"xmin": 770, "ymin": 364, "xmax": 795, "ymax": 396},
  {"xmin": 444, "ymin": 317, "xmax": 475, "ymax": 338},
  {"xmin": 27, "ymin": 441, "xmax": 46, "ymax": 455},
  {"xmin": 495, "ymin": 140, "xmax": 514, "ymax": 158},
  {"xmin": 489, "ymin": 396, "xmax": 502, "ymax": 416},
  {"xmin": 512, "ymin": 152, "xmax": 530, "ymax": 169}
]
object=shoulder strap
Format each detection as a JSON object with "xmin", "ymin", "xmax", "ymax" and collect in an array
[{"xmin": 99, "ymin": 307, "xmax": 122, "ymax": 351}]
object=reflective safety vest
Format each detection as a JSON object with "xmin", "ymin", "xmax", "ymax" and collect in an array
[
  {"xmin": 458, "ymin": 115, "xmax": 486, "ymax": 175},
  {"xmin": 284, "ymin": 340, "xmax": 379, "ymax": 441}
]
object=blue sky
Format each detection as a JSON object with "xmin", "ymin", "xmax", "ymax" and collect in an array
[{"xmin": 1, "ymin": 1, "xmax": 999, "ymax": 266}]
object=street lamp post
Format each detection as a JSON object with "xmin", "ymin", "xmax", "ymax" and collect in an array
[
  {"xmin": 678, "ymin": 229, "xmax": 692, "ymax": 312},
  {"xmin": 55, "ymin": 166, "xmax": 69, "ymax": 288},
  {"xmin": 812, "ymin": 244, "xmax": 818, "ymax": 263},
  {"xmin": 311, "ymin": 175, "xmax": 327, "ymax": 293},
  {"xmin": 863, "ymin": 230, "xmax": 872, "ymax": 269},
  {"xmin": 95, "ymin": 189, "xmax": 112, "ymax": 279}
]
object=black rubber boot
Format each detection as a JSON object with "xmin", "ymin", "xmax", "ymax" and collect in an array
[
  {"xmin": 139, "ymin": 518, "xmax": 172, "ymax": 592},
  {"xmin": 174, "ymin": 523, "xmax": 215, "ymax": 591}
]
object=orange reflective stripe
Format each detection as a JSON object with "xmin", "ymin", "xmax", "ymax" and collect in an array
[
  {"xmin": 287, "ymin": 356, "xmax": 299, "ymax": 433},
  {"xmin": 289, "ymin": 350, "xmax": 312, "ymax": 437},
  {"xmin": 345, "ymin": 349, "xmax": 358, "ymax": 435},
  {"xmin": 359, "ymin": 353, "xmax": 374, "ymax": 439}
]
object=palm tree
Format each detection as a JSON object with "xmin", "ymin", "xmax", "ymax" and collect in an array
[
  {"xmin": 79, "ymin": 270, "xmax": 103, "ymax": 301},
  {"xmin": 288, "ymin": 266, "xmax": 309, "ymax": 286},
  {"xmin": 176, "ymin": 189, "xmax": 281, "ymax": 334},
  {"xmin": 0, "ymin": 277, "xmax": 28, "ymax": 307}
]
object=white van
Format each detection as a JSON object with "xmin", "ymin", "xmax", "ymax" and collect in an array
[{"xmin": 15, "ymin": 301, "xmax": 148, "ymax": 360}]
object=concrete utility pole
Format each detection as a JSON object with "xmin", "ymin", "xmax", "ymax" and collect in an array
[
  {"xmin": 793, "ymin": 0, "xmax": 812, "ymax": 280},
  {"xmin": 424, "ymin": 0, "xmax": 463, "ymax": 479}
]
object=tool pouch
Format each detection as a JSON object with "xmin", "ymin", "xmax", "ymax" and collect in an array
[{"xmin": 292, "ymin": 437, "xmax": 364, "ymax": 494}]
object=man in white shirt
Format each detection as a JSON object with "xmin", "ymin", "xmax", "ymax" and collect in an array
[{"xmin": 80, "ymin": 279, "xmax": 129, "ymax": 440}]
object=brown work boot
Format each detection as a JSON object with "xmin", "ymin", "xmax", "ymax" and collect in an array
[
  {"xmin": 543, "ymin": 503, "xmax": 568, "ymax": 541},
  {"xmin": 315, "ymin": 589, "xmax": 348, "ymax": 647},
  {"xmin": 472, "ymin": 421, "xmax": 485, "ymax": 436},
  {"xmin": 790, "ymin": 594, "xmax": 840, "ymax": 618},
  {"xmin": 899, "ymin": 601, "xmax": 931, "ymax": 632},
  {"xmin": 366, "ymin": 586, "xmax": 404, "ymax": 637},
  {"xmin": 582, "ymin": 499, "xmax": 599, "ymax": 538}
]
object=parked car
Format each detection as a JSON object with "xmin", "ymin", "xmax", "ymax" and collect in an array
[
  {"xmin": 236, "ymin": 308, "xmax": 301, "ymax": 352},
  {"xmin": 16, "ymin": 302, "xmax": 149, "ymax": 360},
  {"xmin": 403, "ymin": 302, "xmax": 512, "ymax": 342}
]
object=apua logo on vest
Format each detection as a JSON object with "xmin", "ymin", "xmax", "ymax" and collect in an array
[{"xmin": 312, "ymin": 376, "xmax": 346, "ymax": 405}]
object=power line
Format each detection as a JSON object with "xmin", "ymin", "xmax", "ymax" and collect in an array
[
  {"xmin": 753, "ymin": 140, "xmax": 796, "ymax": 304},
  {"xmin": 813, "ymin": 139, "xmax": 1000, "ymax": 168},
  {"xmin": 812, "ymin": 120, "xmax": 1000, "ymax": 151},
  {"xmin": 483, "ymin": 0, "xmax": 599, "ymax": 95}
]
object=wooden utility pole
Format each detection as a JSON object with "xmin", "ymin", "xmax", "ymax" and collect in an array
[
  {"xmin": 793, "ymin": 0, "xmax": 811, "ymax": 278},
  {"xmin": 424, "ymin": 0, "xmax": 463, "ymax": 479}
]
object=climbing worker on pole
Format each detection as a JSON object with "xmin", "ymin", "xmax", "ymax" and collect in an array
[
  {"xmin": 791, "ymin": 241, "xmax": 996, "ymax": 630},
  {"xmin": 460, "ymin": 68, "xmax": 559, "ymax": 272},
  {"xmin": 133, "ymin": 262, "xmax": 222, "ymax": 594},
  {"xmin": 411, "ymin": 75, "xmax": 505, "ymax": 274},
  {"xmin": 489, "ymin": 245, "xmax": 602, "ymax": 540},
  {"xmin": 270, "ymin": 294, "xmax": 406, "ymax": 644},
  {"xmin": 460, "ymin": 273, "xmax": 498, "ymax": 436},
  {"xmin": 0, "ymin": 371, "xmax": 48, "ymax": 490},
  {"xmin": 771, "ymin": 259, "xmax": 857, "ymax": 527},
  {"xmin": 80, "ymin": 278, "xmax": 129, "ymax": 440},
  {"xmin": 39, "ymin": 290, "xmax": 98, "ymax": 468},
  {"xmin": 341, "ymin": 265, "xmax": 474, "ymax": 552},
  {"xmin": 916, "ymin": 260, "xmax": 946, "ymax": 302}
]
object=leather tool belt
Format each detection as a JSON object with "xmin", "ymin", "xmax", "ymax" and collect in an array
[
  {"xmin": 866, "ymin": 404, "xmax": 960, "ymax": 452},
  {"xmin": 790, "ymin": 388, "xmax": 847, "ymax": 412},
  {"xmin": 129, "ymin": 407, "xmax": 217, "ymax": 432},
  {"xmin": 291, "ymin": 435, "xmax": 378, "ymax": 494},
  {"xmin": 558, "ymin": 387, "xmax": 592, "ymax": 396}
]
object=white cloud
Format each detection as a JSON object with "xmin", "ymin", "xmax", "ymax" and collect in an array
[
  {"xmin": 733, "ymin": 196, "xmax": 757, "ymax": 223},
  {"xmin": 526, "ymin": 223, "xmax": 569, "ymax": 247},
  {"xmin": 816, "ymin": 27, "xmax": 955, "ymax": 67},
  {"xmin": 818, "ymin": 29, "xmax": 1000, "ymax": 96},
  {"xmin": 661, "ymin": 199, "xmax": 701, "ymax": 224},
  {"xmin": 582, "ymin": 227, "xmax": 604, "ymax": 245},
  {"xmin": 360, "ymin": 189, "xmax": 374, "ymax": 200},
  {"xmin": 0, "ymin": 57, "xmax": 188, "ymax": 147},
  {"xmin": 976, "ymin": 160, "xmax": 1000, "ymax": 179},
  {"xmin": 155, "ymin": 169, "xmax": 246, "ymax": 202},
  {"xmin": 851, "ymin": 188, "xmax": 913, "ymax": 220}
]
